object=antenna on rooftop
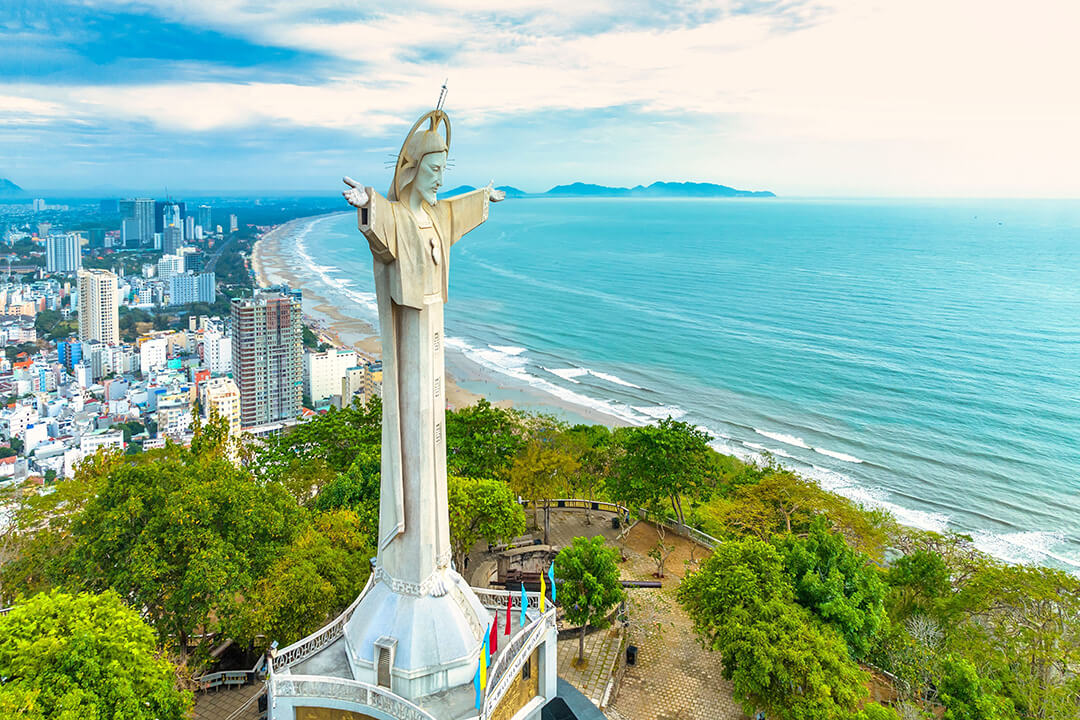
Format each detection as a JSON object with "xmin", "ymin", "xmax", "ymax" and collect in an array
[{"xmin": 435, "ymin": 80, "xmax": 448, "ymax": 112}]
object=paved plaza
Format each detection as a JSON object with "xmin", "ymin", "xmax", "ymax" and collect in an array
[{"xmin": 191, "ymin": 682, "xmax": 263, "ymax": 720}]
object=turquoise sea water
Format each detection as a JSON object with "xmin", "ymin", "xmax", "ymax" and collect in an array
[{"xmin": 282, "ymin": 198, "xmax": 1080, "ymax": 570}]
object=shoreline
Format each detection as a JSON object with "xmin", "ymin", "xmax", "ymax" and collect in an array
[{"xmin": 250, "ymin": 212, "xmax": 1080, "ymax": 574}]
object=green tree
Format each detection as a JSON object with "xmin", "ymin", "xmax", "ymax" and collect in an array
[
  {"xmin": 0, "ymin": 589, "xmax": 192, "ymax": 720},
  {"xmin": 447, "ymin": 475, "xmax": 526, "ymax": 572},
  {"xmin": 885, "ymin": 549, "xmax": 951, "ymax": 622},
  {"xmin": 554, "ymin": 535, "xmax": 626, "ymax": 663},
  {"xmin": 231, "ymin": 510, "xmax": 372, "ymax": 651},
  {"xmin": 313, "ymin": 448, "xmax": 380, "ymax": 535},
  {"xmin": 678, "ymin": 537, "xmax": 868, "ymax": 720},
  {"xmin": 938, "ymin": 655, "xmax": 1017, "ymax": 720},
  {"xmin": 61, "ymin": 421, "xmax": 302, "ymax": 661},
  {"xmin": 564, "ymin": 424, "xmax": 621, "ymax": 525},
  {"xmin": 446, "ymin": 399, "xmax": 525, "ymax": 479},
  {"xmin": 700, "ymin": 468, "xmax": 892, "ymax": 561},
  {"xmin": 610, "ymin": 419, "xmax": 713, "ymax": 526},
  {"xmin": 773, "ymin": 517, "xmax": 888, "ymax": 659},
  {"xmin": 509, "ymin": 437, "xmax": 579, "ymax": 544},
  {"xmin": 255, "ymin": 397, "xmax": 381, "ymax": 484}
]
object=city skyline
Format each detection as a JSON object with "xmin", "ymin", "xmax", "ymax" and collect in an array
[{"xmin": 3, "ymin": 1, "xmax": 1080, "ymax": 197}]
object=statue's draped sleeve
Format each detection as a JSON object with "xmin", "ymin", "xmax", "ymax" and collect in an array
[
  {"xmin": 358, "ymin": 187, "xmax": 397, "ymax": 262},
  {"xmin": 445, "ymin": 189, "xmax": 489, "ymax": 245}
]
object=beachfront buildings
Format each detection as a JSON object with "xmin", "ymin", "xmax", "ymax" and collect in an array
[
  {"xmin": 303, "ymin": 347, "xmax": 357, "ymax": 407},
  {"xmin": 231, "ymin": 290, "xmax": 302, "ymax": 428},
  {"xmin": 77, "ymin": 269, "xmax": 119, "ymax": 345}
]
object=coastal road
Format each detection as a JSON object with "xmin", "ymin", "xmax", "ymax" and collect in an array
[{"xmin": 202, "ymin": 232, "xmax": 236, "ymax": 274}]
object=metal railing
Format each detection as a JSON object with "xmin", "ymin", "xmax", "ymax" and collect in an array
[
  {"xmin": 0, "ymin": 605, "xmax": 12, "ymax": 615},
  {"xmin": 481, "ymin": 609, "xmax": 556, "ymax": 719},
  {"xmin": 270, "ymin": 675, "xmax": 438, "ymax": 720},
  {"xmin": 273, "ymin": 573, "xmax": 373, "ymax": 669},
  {"xmin": 525, "ymin": 498, "xmax": 630, "ymax": 516},
  {"xmin": 471, "ymin": 586, "xmax": 543, "ymax": 613}
]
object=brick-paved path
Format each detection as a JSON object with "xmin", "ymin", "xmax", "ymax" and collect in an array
[
  {"xmin": 556, "ymin": 624, "xmax": 623, "ymax": 707},
  {"xmin": 191, "ymin": 683, "xmax": 263, "ymax": 720},
  {"xmin": 608, "ymin": 522, "xmax": 749, "ymax": 720}
]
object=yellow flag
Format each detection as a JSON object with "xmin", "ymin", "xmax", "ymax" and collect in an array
[
  {"xmin": 480, "ymin": 638, "xmax": 488, "ymax": 689},
  {"xmin": 539, "ymin": 570, "xmax": 546, "ymax": 613}
]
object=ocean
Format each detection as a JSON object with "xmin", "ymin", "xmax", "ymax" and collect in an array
[{"xmin": 279, "ymin": 197, "xmax": 1080, "ymax": 571}]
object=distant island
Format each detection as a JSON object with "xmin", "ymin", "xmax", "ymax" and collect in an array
[
  {"xmin": 443, "ymin": 181, "xmax": 774, "ymax": 199},
  {"xmin": 0, "ymin": 178, "xmax": 26, "ymax": 198}
]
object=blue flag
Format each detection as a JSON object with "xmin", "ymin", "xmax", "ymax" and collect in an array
[
  {"xmin": 548, "ymin": 563, "xmax": 556, "ymax": 603},
  {"xmin": 483, "ymin": 623, "xmax": 491, "ymax": 666},
  {"xmin": 473, "ymin": 661, "xmax": 482, "ymax": 709},
  {"xmin": 520, "ymin": 582, "xmax": 527, "ymax": 627}
]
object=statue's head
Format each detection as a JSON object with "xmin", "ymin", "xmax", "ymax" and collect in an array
[{"xmin": 390, "ymin": 110, "xmax": 450, "ymax": 205}]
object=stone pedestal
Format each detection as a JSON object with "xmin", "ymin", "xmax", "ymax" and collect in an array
[{"xmin": 343, "ymin": 565, "xmax": 487, "ymax": 700}]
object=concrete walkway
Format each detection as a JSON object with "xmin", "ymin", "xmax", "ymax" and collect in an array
[{"xmin": 191, "ymin": 682, "xmax": 263, "ymax": 720}]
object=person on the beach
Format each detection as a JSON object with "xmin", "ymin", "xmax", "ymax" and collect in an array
[{"xmin": 342, "ymin": 108, "xmax": 505, "ymax": 593}]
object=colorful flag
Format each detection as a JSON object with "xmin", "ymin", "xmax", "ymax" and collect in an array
[
  {"xmin": 490, "ymin": 613, "xmax": 499, "ymax": 653},
  {"xmin": 506, "ymin": 593, "xmax": 512, "ymax": 635},
  {"xmin": 539, "ymin": 570, "xmax": 546, "ymax": 613},
  {"xmin": 520, "ymin": 582, "xmax": 527, "ymax": 627},
  {"xmin": 480, "ymin": 627, "xmax": 489, "ymax": 689},
  {"xmin": 548, "ymin": 563, "xmax": 556, "ymax": 603},
  {"xmin": 474, "ymin": 661, "xmax": 482, "ymax": 709}
]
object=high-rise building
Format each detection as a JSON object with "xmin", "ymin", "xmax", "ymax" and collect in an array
[
  {"xmin": 157, "ymin": 254, "xmax": 184, "ymax": 283},
  {"xmin": 33, "ymin": 198, "xmax": 46, "ymax": 212},
  {"xmin": 198, "ymin": 204, "xmax": 212, "ymax": 232},
  {"xmin": 304, "ymin": 347, "xmax": 358, "ymax": 406},
  {"xmin": 46, "ymin": 233, "xmax": 81, "ymax": 273},
  {"xmin": 77, "ymin": 269, "xmax": 119, "ymax": 345},
  {"xmin": 155, "ymin": 200, "xmax": 187, "ymax": 234},
  {"xmin": 169, "ymin": 273, "xmax": 198, "ymax": 306},
  {"xmin": 163, "ymin": 203, "xmax": 183, "ymax": 237},
  {"xmin": 197, "ymin": 271, "xmax": 215, "ymax": 303},
  {"xmin": 120, "ymin": 198, "xmax": 155, "ymax": 247},
  {"xmin": 231, "ymin": 291, "xmax": 302, "ymax": 428},
  {"xmin": 163, "ymin": 225, "xmax": 183, "ymax": 255},
  {"xmin": 184, "ymin": 215, "xmax": 195, "ymax": 241},
  {"xmin": 199, "ymin": 377, "xmax": 241, "ymax": 436},
  {"xmin": 229, "ymin": 214, "xmax": 238, "ymax": 233}
]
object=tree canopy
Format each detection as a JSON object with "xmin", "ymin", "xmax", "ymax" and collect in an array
[
  {"xmin": 447, "ymin": 475, "xmax": 526, "ymax": 572},
  {"xmin": 554, "ymin": 535, "xmax": 626, "ymax": 663},
  {"xmin": 0, "ymin": 589, "xmax": 192, "ymax": 720}
]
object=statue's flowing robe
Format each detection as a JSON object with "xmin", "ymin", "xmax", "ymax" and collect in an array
[{"xmin": 358, "ymin": 187, "xmax": 489, "ymax": 586}]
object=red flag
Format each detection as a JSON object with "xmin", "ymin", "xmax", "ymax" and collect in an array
[
  {"xmin": 490, "ymin": 612, "xmax": 499, "ymax": 653},
  {"xmin": 506, "ymin": 593, "xmax": 512, "ymax": 635}
]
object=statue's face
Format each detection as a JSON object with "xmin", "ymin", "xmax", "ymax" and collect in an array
[{"xmin": 415, "ymin": 151, "xmax": 446, "ymax": 205}]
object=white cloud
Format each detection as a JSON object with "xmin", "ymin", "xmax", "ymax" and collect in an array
[{"xmin": 6, "ymin": 0, "xmax": 1080, "ymax": 194}]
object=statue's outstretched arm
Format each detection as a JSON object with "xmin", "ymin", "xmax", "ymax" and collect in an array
[
  {"xmin": 344, "ymin": 176, "xmax": 395, "ymax": 262},
  {"xmin": 447, "ymin": 182, "xmax": 503, "ymax": 246}
]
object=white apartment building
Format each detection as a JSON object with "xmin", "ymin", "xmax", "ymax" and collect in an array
[
  {"xmin": 79, "ymin": 428, "xmax": 125, "ymax": 459},
  {"xmin": 139, "ymin": 337, "xmax": 168, "ymax": 376},
  {"xmin": 77, "ymin": 269, "xmax": 119, "ymax": 345},
  {"xmin": 200, "ymin": 377, "xmax": 241, "ymax": 436},
  {"xmin": 304, "ymin": 347, "xmax": 357, "ymax": 406},
  {"xmin": 46, "ymin": 233, "xmax": 81, "ymax": 273},
  {"xmin": 203, "ymin": 329, "xmax": 232, "ymax": 374},
  {"xmin": 156, "ymin": 254, "xmax": 184, "ymax": 283}
]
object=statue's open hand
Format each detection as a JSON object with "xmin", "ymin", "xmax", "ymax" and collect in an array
[
  {"xmin": 485, "ymin": 181, "xmax": 506, "ymax": 203},
  {"xmin": 342, "ymin": 177, "xmax": 369, "ymax": 208}
]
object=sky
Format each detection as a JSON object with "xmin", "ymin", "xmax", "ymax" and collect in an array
[{"xmin": 2, "ymin": 0, "xmax": 1079, "ymax": 197}]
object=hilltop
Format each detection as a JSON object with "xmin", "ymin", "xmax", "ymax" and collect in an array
[{"xmin": 0, "ymin": 178, "xmax": 27, "ymax": 198}]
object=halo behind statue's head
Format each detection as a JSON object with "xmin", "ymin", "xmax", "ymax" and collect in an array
[{"xmin": 389, "ymin": 110, "xmax": 451, "ymax": 202}]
